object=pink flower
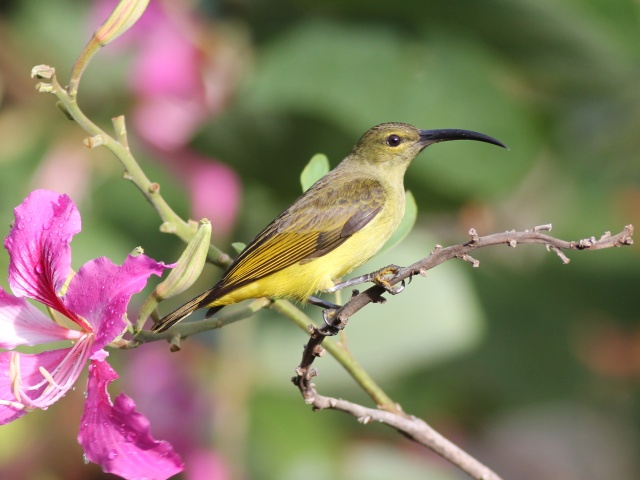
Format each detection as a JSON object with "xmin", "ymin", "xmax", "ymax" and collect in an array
[{"xmin": 0, "ymin": 190, "xmax": 183, "ymax": 480}]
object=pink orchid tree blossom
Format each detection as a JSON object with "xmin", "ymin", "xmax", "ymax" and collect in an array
[{"xmin": 0, "ymin": 190, "xmax": 183, "ymax": 480}]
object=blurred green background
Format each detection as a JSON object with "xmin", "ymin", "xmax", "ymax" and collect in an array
[{"xmin": 1, "ymin": 0, "xmax": 639, "ymax": 479}]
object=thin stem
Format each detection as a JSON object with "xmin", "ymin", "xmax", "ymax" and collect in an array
[
  {"xmin": 130, "ymin": 298, "xmax": 272, "ymax": 348},
  {"xmin": 270, "ymin": 299, "xmax": 397, "ymax": 411},
  {"xmin": 47, "ymin": 74, "xmax": 230, "ymax": 267}
]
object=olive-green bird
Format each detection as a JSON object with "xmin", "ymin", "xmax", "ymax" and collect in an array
[{"xmin": 152, "ymin": 122, "xmax": 505, "ymax": 333}]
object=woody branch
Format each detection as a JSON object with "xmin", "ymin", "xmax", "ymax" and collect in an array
[{"xmin": 292, "ymin": 223, "xmax": 634, "ymax": 480}]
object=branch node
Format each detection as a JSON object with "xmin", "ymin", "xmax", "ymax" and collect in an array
[
  {"xmin": 547, "ymin": 245, "xmax": 571, "ymax": 264},
  {"xmin": 533, "ymin": 223, "xmax": 552, "ymax": 232},
  {"xmin": 334, "ymin": 314, "xmax": 349, "ymax": 330},
  {"xmin": 433, "ymin": 244, "xmax": 443, "ymax": 252},
  {"xmin": 468, "ymin": 227, "xmax": 479, "ymax": 243},
  {"xmin": 312, "ymin": 344, "xmax": 325, "ymax": 357},
  {"xmin": 31, "ymin": 64, "xmax": 56, "ymax": 80},
  {"xmin": 35, "ymin": 82, "xmax": 54, "ymax": 94},
  {"xmin": 217, "ymin": 252, "xmax": 233, "ymax": 265},
  {"xmin": 83, "ymin": 135, "xmax": 105, "ymax": 149},
  {"xmin": 459, "ymin": 254, "xmax": 480, "ymax": 268},
  {"xmin": 418, "ymin": 267, "xmax": 428, "ymax": 277},
  {"xmin": 599, "ymin": 231, "xmax": 612, "ymax": 241},
  {"xmin": 148, "ymin": 182, "xmax": 160, "ymax": 194},
  {"xmin": 159, "ymin": 222, "xmax": 176, "ymax": 234},
  {"xmin": 111, "ymin": 115, "xmax": 129, "ymax": 148},
  {"xmin": 357, "ymin": 415, "xmax": 372, "ymax": 424},
  {"xmin": 620, "ymin": 225, "xmax": 634, "ymax": 245},
  {"xmin": 507, "ymin": 239, "xmax": 517, "ymax": 248},
  {"xmin": 576, "ymin": 236, "xmax": 597, "ymax": 249},
  {"xmin": 169, "ymin": 334, "xmax": 181, "ymax": 352}
]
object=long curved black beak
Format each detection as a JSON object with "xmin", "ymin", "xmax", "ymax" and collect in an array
[{"xmin": 419, "ymin": 129, "xmax": 507, "ymax": 149}]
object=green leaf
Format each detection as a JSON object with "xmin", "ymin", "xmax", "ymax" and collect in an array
[
  {"xmin": 231, "ymin": 242, "xmax": 246, "ymax": 254},
  {"xmin": 377, "ymin": 191, "xmax": 417, "ymax": 257},
  {"xmin": 300, "ymin": 153, "xmax": 330, "ymax": 191}
]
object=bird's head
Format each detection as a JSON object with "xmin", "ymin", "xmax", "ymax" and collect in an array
[{"xmin": 350, "ymin": 122, "xmax": 506, "ymax": 168}]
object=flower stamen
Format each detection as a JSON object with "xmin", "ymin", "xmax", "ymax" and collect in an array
[
  {"xmin": 34, "ymin": 334, "xmax": 93, "ymax": 408},
  {"xmin": 2, "ymin": 334, "xmax": 94, "ymax": 412},
  {"xmin": 9, "ymin": 352, "xmax": 22, "ymax": 404},
  {"xmin": 38, "ymin": 366, "xmax": 62, "ymax": 390}
]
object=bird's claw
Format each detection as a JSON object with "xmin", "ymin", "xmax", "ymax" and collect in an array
[
  {"xmin": 321, "ymin": 308, "xmax": 344, "ymax": 335},
  {"xmin": 389, "ymin": 278, "xmax": 406, "ymax": 294},
  {"xmin": 372, "ymin": 264, "xmax": 405, "ymax": 295}
]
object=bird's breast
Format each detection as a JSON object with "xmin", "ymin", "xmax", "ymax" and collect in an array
[{"xmin": 307, "ymin": 192, "xmax": 405, "ymax": 289}]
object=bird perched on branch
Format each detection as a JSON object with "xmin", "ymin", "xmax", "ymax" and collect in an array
[{"xmin": 152, "ymin": 122, "xmax": 506, "ymax": 333}]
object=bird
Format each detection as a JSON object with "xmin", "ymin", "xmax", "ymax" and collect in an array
[{"xmin": 151, "ymin": 122, "xmax": 506, "ymax": 333}]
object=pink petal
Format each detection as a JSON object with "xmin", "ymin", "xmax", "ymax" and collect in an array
[
  {"xmin": 64, "ymin": 254, "xmax": 171, "ymax": 353},
  {"xmin": 4, "ymin": 190, "xmax": 80, "ymax": 313},
  {"xmin": 0, "ymin": 288, "xmax": 82, "ymax": 349},
  {"xmin": 79, "ymin": 360, "xmax": 183, "ymax": 480},
  {"xmin": 0, "ymin": 348, "xmax": 83, "ymax": 424}
]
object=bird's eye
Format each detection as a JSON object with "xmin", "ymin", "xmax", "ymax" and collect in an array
[{"xmin": 386, "ymin": 134, "xmax": 402, "ymax": 147}]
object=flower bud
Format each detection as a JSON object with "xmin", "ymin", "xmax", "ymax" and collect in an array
[
  {"xmin": 94, "ymin": 0, "xmax": 150, "ymax": 46},
  {"xmin": 70, "ymin": 0, "xmax": 150, "ymax": 95},
  {"xmin": 136, "ymin": 219, "xmax": 211, "ymax": 329},
  {"xmin": 31, "ymin": 65, "xmax": 56, "ymax": 80}
]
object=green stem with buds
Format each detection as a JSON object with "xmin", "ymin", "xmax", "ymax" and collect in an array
[{"xmin": 35, "ymin": 69, "xmax": 230, "ymax": 268}]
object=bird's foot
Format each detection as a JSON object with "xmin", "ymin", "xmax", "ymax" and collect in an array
[
  {"xmin": 321, "ymin": 308, "xmax": 346, "ymax": 335},
  {"xmin": 307, "ymin": 296, "xmax": 344, "ymax": 335},
  {"xmin": 372, "ymin": 264, "xmax": 405, "ymax": 294}
]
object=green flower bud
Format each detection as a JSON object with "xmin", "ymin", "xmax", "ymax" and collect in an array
[
  {"xmin": 70, "ymin": 0, "xmax": 150, "ymax": 95},
  {"xmin": 95, "ymin": 0, "xmax": 150, "ymax": 47},
  {"xmin": 137, "ymin": 219, "xmax": 211, "ymax": 330}
]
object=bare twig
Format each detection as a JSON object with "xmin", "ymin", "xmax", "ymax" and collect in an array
[
  {"xmin": 316, "ymin": 224, "xmax": 634, "ymax": 336},
  {"xmin": 305, "ymin": 385, "xmax": 502, "ymax": 480},
  {"xmin": 293, "ymin": 224, "xmax": 634, "ymax": 480}
]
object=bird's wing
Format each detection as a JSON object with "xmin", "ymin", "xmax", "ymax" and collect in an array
[{"xmin": 220, "ymin": 177, "xmax": 385, "ymax": 290}]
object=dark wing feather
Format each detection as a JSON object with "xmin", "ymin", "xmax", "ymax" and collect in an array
[
  {"xmin": 152, "ymin": 177, "xmax": 386, "ymax": 332},
  {"xmin": 217, "ymin": 177, "xmax": 385, "ymax": 293}
]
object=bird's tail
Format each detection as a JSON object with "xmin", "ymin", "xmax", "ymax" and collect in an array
[{"xmin": 151, "ymin": 289, "xmax": 223, "ymax": 333}]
